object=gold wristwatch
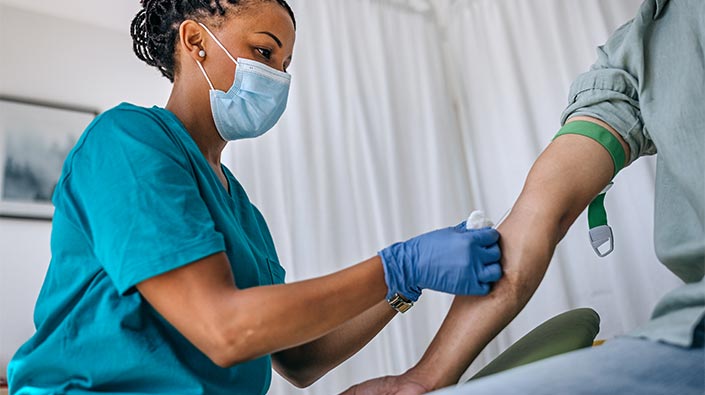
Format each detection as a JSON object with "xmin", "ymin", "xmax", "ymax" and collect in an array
[{"xmin": 388, "ymin": 293, "xmax": 413, "ymax": 313}]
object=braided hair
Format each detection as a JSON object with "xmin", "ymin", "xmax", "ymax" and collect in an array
[{"xmin": 130, "ymin": 0, "xmax": 296, "ymax": 82}]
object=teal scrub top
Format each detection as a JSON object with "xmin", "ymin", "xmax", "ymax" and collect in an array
[{"xmin": 7, "ymin": 103, "xmax": 286, "ymax": 394}]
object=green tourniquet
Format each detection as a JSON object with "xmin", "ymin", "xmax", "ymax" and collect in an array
[
  {"xmin": 560, "ymin": 0, "xmax": 704, "ymax": 348},
  {"xmin": 588, "ymin": 193, "xmax": 608, "ymax": 228},
  {"xmin": 554, "ymin": 120, "xmax": 626, "ymax": 177},
  {"xmin": 554, "ymin": 121, "xmax": 622, "ymax": 233}
]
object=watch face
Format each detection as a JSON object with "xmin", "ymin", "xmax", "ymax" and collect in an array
[{"xmin": 389, "ymin": 293, "xmax": 413, "ymax": 313}]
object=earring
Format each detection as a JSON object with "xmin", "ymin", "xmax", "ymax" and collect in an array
[{"xmin": 198, "ymin": 49, "xmax": 206, "ymax": 58}]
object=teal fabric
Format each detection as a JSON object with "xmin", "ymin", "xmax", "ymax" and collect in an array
[
  {"xmin": 469, "ymin": 308, "xmax": 600, "ymax": 381},
  {"xmin": 7, "ymin": 103, "xmax": 286, "ymax": 394},
  {"xmin": 560, "ymin": 0, "xmax": 705, "ymax": 347}
]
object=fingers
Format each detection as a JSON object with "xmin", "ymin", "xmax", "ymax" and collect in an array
[
  {"xmin": 482, "ymin": 244, "xmax": 501, "ymax": 262},
  {"xmin": 470, "ymin": 227, "xmax": 500, "ymax": 246},
  {"xmin": 474, "ymin": 282, "xmax": 491, "ymax": 295},
  {"xmin": 478, "ymin": 262, "xmax": 502, "ymax": 283}
]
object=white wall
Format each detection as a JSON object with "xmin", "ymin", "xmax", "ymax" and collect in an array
[{"xmin": 0, "ymin": 4, "xmax": 171, "ymax": 377}]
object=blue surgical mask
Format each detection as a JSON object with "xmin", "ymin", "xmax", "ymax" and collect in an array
[{"xmin": 196, "ymin": 23, "xmax": 291, "ymax": 141}]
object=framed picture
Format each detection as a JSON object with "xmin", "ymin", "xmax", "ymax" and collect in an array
[{"xmin": 0, "ymin": 96, "xmax": 97, "ymax": 220}]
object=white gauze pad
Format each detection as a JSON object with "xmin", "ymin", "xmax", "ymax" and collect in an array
[{"xmin": 466, "ymin": 210, "xmax": 495, "ymax": 230}]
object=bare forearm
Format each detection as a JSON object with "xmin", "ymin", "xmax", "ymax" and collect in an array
[
  {"xmin": 138, "ymin": 255, "xmax": 389, "ymax": 368},
  {"xmin": 407, "ymin": 131, "xmax": 617, "ymax": 389},
  {"xmin": 216, "ymin": 257, "xmax": 389, "ymax": 365},
  {"xmin": 274, "ymin": 300, "xmax": 397, "ymax": 387},
  {"xmin": 405, "ymin": 208, "xmax": 559, "ymax": 388}
]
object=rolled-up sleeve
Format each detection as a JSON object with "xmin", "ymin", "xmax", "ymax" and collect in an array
[{"xmin": 561, "ymin": 19, "xmax": 657, "ymax": 163}]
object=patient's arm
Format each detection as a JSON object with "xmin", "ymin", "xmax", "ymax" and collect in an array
[
  {"xmin": 343, "ymin": 116, "xmax": 630, "ymax": 393},
  {"xmin": 408, "ymin": 116, "xmax": 631, "ymax": 389}
]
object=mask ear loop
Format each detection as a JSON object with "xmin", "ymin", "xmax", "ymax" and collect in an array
[
  {"xmin": 195, "ymin": 59, "xmax": 215, "ymax": 90},
  {"xmin": 198, "ymin": 22, "xmax": 240, "ymax": 66}
]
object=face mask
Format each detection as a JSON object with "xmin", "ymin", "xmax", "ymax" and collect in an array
[{"xmin": 196, "ymin": 23, "xmax": 291, "ymax": 141}]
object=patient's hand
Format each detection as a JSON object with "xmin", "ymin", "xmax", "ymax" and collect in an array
[{"xmin": 340, "ymin": 375, "xmax": 430, "ymax": 395}]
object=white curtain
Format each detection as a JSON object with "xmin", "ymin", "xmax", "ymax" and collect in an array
[
  {"xmin": 223, "ymin": 0, "xmax": 685, "ymax": 393},
  {"xmin": 227, "ymin": 1, "xmax": 466, "ymax": 392},
  {"xmin": 438, "ymin": 0, "xmax": 684, "ymax": 380}
]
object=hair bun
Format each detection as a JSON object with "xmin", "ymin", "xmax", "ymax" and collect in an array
[{"xmin": 130, "ymin": 0, "xmax": 296, "ymax": 82}]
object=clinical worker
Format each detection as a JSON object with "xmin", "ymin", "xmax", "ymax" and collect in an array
[{"xmin": 6, "ymin": 1, "xmax": 504, "ymax": 394}]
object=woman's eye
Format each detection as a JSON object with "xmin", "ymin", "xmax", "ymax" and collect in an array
[{"xmin": 257, "ymin": 48, "xmax": 272, "ymax": 60}]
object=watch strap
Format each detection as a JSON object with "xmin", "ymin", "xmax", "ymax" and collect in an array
[{"xmin": 388, "ymin": 293, "xmax": 413, "ymax": 314}]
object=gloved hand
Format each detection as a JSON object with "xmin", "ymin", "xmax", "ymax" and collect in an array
[{"xmin": 379, "ymin": 222, "xmax": 502, "ymax": 301}]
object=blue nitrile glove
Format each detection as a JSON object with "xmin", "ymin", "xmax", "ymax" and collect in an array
[{"xmin": 379, "ymin": 223, "xmax": 502, "ymax": 302}]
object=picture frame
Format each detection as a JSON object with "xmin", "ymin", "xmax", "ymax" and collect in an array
[{"xmin": 0, "ymin": 96, "xmax": 98, "ymax": 220}]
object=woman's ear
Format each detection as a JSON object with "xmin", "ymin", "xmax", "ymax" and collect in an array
[{"xmin": 179, "ymin": 20, "xmax": 207, "ymax": 61}]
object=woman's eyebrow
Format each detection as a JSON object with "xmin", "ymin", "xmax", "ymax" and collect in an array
[{"xmin": 255, "ymin": 31, "xmax": 282, "ymax": 48}]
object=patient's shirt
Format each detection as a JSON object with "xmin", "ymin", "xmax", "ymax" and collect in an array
[
  {"xmin": 7, "ymin": 103, "xmax": 286, "ymax": 394},
  {"xmin": 561, "ymin": 0, "xmax": 704, "ymax": 347}
]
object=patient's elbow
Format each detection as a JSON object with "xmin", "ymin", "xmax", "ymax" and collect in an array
[{"xmin": 491, "ymin": 249, "xmax": 552, "ymax": 310}]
